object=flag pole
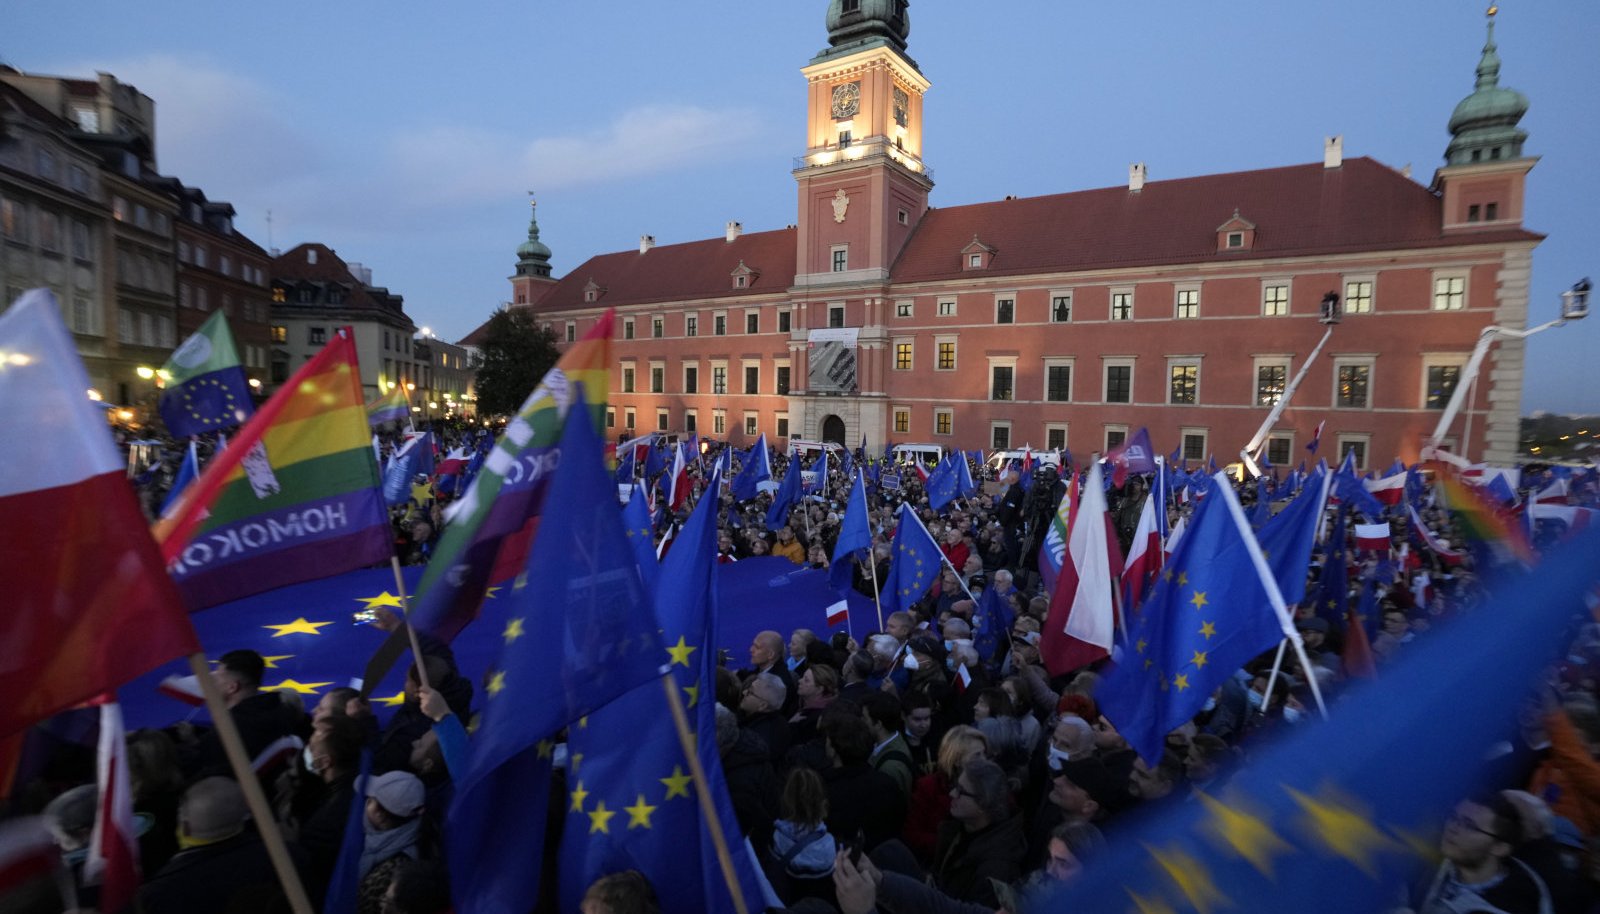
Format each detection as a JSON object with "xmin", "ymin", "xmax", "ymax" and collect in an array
[
  {"xmin": 867, "ymin": 542, "xmax": 885, "ymax": 633},
  {"xmin": 186, "ymin": 653, "xmax": 315, "ymax": 914},
  {"xmin": 1258, "ymin": 639, "xmax": 1289, "ymax": 717},
  {"xmin": 658, "ymin": 674, "xmax": 750, "ymax": 914},
  {"xmin": 389, "ymin": 556, "xmax": 432, "ymax": 691}
]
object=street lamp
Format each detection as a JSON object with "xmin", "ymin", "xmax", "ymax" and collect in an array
[{"xmin": 1423, "ymin": 278, "xmax": 1591, "ymax": 463}]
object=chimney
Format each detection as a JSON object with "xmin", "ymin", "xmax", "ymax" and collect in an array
[
  {"xmin": 1128, "ymin": 162, "xmax": 1147, "ymax": 193},
  {"xmin": 1324, "ymin": 135, "xmax": 1343, "ymax": 169},
  {"xmin": 639, "ymin": 234, "xmax": 655, "ymax": 254},
  {"xmin": 1401, "ymin": 163, "xmax": 1413, "ymax": 179},
  {"xmin": 725, "ymin": 221, "xmax": 743, "ymax": 242}
]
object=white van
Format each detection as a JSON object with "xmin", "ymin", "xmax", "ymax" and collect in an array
[
  {"xmin": 892, "ymin": 443, "xmax": 944, "ymax": 467},
  {"xmin": 985, "ymin": 448, "xmax": 1062, "ymax": 473}
]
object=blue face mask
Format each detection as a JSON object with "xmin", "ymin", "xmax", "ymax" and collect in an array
[
  {"xmin": 943, "ymin": 639, "xmax": 954, "ymax": 652},
  {"xmin": 1282, "ymin": 706, "xmax": 1304, "ymax": 724},
  {"xmin": 786, "ymin": 656, "xmax": 802, "ymax": 671},
  {"xmin": 1246, "ymin": 690, "xmax": 1265, "ymax": 710}
]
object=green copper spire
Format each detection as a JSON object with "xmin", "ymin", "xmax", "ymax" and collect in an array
[
  {"xmin": 1445, "ymin": 6, "xmax": 1529, "ymax": 166},
  {"xmin": 812, "ymin": 0, "xmax": 918, "ymax": 69},
  {"xmin": 515, "ymin": 196, "xmax": 552, "ymax": 278}
]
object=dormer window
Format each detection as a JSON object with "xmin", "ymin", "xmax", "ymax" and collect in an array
[
  {"xmin": 1226, "ymin": 232, "xmax": 1244, "ymax": 248},
  {"xmin": 731, "ymin": 259, "xmax": 760, "ymax": 290},
  {"xmin": 961, "ymin": 236, "xmax": 996, "ymax": 271},
  {"xmin": 583, "ymin": 278, "xmax": 605, "ymax": 303},
  {"xmin": 970, "ymin": 254, "xmax": 982, "ymax": 267},
  {"xmin": 736, "ymin": 275, "xmax": 746, "ymax": 288},
  {"xmin": 1215, "ymin": 210, "xmax": 1257, "ymax": 253}
]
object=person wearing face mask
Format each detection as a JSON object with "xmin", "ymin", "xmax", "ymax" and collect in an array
[{"xmin": 295, "ymin": 714, "xmax": 367, "ymax": 900}]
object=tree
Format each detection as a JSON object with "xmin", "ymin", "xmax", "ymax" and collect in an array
[{"xmin": 473, "ymin": 309, "xmax": 562, "ymax": 417}]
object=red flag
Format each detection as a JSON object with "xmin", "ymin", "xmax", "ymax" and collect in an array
[
  {"xmin": 1363, "ymin": 473, "xmax": 1407, "ymax": 506},
  {"xmin": 0, "ymin": 291, "xmax": 199, "ymax": 739},
  {"xmin": 954, "ymin": 663, "xmax": 973, "ymax": 693},
  {"xmin": 84, "ymin": 698, "xmax": 139, "ymax": 912},
  {"xmin": 667, "ymin": 444, "xmax": 690, "ymax": 512},
  {"xmin": 1041, "ymin": 462, "xmax": 1124, "ymax": 676},
  {"xmin": 1121, "ymin": 491, "xmax": 1164, "ymax": 611}
]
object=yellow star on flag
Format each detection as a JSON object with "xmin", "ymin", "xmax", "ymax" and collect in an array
[
  {"xmin": 1173, "ymin": 674, "xmax": 1190, "ymax": 692},
  {"xmin": 374, "ymin": 691, "xmax": 406, "ymax": 707},
  {"xmin": 536, "ymin": 740, "xmax": 554, "ymax": 759},
  {"xmin": 502, "ymin": 618, "xmax": 526, "ymax": 643},
  {"xmin": 1135, "ymin": 638, "xmax": 1148, "ymax": 654},
  {"xmin": 263, "ymin": 618, "xmax": 334, "ymax": 637},
  {"xmin": 587, "ymin": 801, "xmax": 616, "ymax": 834},
  {"xmin": 1199, "ymin": 621, "xmax": 1217, "ymax": 640},
  {"xmin": 684, "ymin": 683, "xmax": 700, "ymax": 708},
  {"xmin": 570, "ymin": 781, "xmax": 590, "ymax": 812},
  {"xmin": 1144, "ymin": 843, "xmax": 1229, "ymax": 913},
  {"xmin": 624, "ymin": 794, "xmax": 657, "ymax": 829},
  {"xmin": 1177, "ymin": 571, "xmax": 1189, "ymax": 587},
  {"xmin": 660, "ymin": 765, "xmax": 692, "ymax": 800},
  {"xmin": 570, "ymin": 753, "xmax": 583, "ymax": 774},
  {"xmin": 1126, "ymin": 888, "xmax": 1178, "ymax": 914},
  {"xmin": 485, "ymin": 586, "xmax": 502, "ymax": 600},
  {"xmin": 666, "ymin": 636, "xmax": 697, "ymax": 668},
  {"xmin": 1288, "ymin": 787, "xmax": 1399, "ymax": 876},
  {"xmin": 1197, "ymin": 791, "xmax": 1293, "ymax": 877},
  {"xmin": 1191, "ymin": 650, "xmax": 1209, "ymax": 669},
  {"xmin": 261, "ymin": 655, "xmax": 293, "ymax": 669},
  {"xmin": 486, "ymin": 671, "xmax": 506, "ymax": 697},
  {"xmin": 263, "ymin": 678, "xmax": 333, "ymax": 695},
  {"xmin": 1189, "ymin": 591, "xmax": 1209, "ymax": 610},
  {"xmin": 356, "ymin": 591, "xmax": 405, "ymax": 611}
]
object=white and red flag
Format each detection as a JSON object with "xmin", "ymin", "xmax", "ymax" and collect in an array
[
  {"xmin": 1041, "ymin": 461, "xmax": 1125, "ymax": 676},
  {"xmin": 1363, "ymin": 472, "xmax": 1407, "ymax": 506},
  {"xmin": 1121, "ymin": 490, "xmax": 1165, "ymax": 611},
  {"xmin": 83, "ymin": 696, "xmax": 139, "ymax": 913},
  {"xmin": 1354, "ymin": 522, "xmax": 1393, "ymax": 553},
  {"xmin": 667, "ymin": 443, "xmax": 691, "ymax": 512}
]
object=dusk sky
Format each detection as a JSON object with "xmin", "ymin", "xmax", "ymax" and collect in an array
[{"xmin": 11, "ymin": 1, "xmax": 1598, "ymax": 413}]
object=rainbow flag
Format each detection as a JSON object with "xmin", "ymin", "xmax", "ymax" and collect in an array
[
  {"xmin": 156, "ymin": 327, "xmax": 393, "ymax": 608},
  {"xmin": 366, "ymin": 385, "xmax": 411, "ymax": 427},
  {"xmin": 406, "ymin": 311, "xmax": 613, "ymax": 641},
  {"xmin": 1430, "ymin": 463, "xmax": 1536, "ymax": 567}
]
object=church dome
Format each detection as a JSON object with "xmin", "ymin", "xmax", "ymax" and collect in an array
[
  {"xmin": 1443, "ymin": 12, "xmax": 1529, "ymax": 165},
  {"xmin": 821, "ymin": 0, "xmax": 910, "ymax": 55}
]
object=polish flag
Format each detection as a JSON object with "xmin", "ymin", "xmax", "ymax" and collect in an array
[
  {"xmin": 826, "ymin": 599, "xmax": 849, "ymax": 629},
  {"xmin": 0, "ymin": 291, "xmax": 199, "ymax": 739},
  {"xmin": 666, "ymin": 444, "xmax": 690, "ymax": 512},
  {"xmin": 1363, "ymin": 472, "xmax": 1407, "ymax": 506},
  {"xmin": 954, "ymin": 662, "xmax": 973, "ymax": 693},
  {"xmin": 1165, "ymin": 514, "xmax": 1188, "ymax": 559},
  {"xmin": 1041, "ymin": 461, "xmax": 1124, "ymax": 676},
  {"xmin": 1534, "ymin": 478, "xmax": 1570, "ymax": 505},
  {"xmin": 157, "ymin": 675, "xmax": 206, "ymax": 707},
  {"xmin": 1408, "ymin": 503, "xmax": 1463, "ymax": 566},
  {"xmin": 1121, "ymin": 491, "xmax": 1164, "ymax": 611},
  {"xmin": 1306, "ymin": 420, "xmax": 1325, "ymax": 454},
  {"xmin": 1354, "ymin": 522, "xmax": 1392, "ymax": 553},
  {"xmin": 1530, "ymin": 503, "xmax": 1597, "ymax": 537},
  {"xmin": 84, "ymin": 697, "xmax": 140, "ymax": 913}
]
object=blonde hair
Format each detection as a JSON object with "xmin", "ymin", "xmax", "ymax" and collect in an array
[{"xmin": 937, "ymin": 724, "xmax": 989, "ymax": 780}]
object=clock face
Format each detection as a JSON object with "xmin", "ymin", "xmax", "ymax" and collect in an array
[
  {"xmin": 893, "ymin": 87, "xmax": 909, "ymax": 128},
  {"xmin": 831, "ymin": 82, "xmax": 861, "ymax": 119}
]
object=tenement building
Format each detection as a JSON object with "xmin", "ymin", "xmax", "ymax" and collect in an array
[{"xmin": 508, "ymin": 4, "xmax": 1540, "ymax": 468}]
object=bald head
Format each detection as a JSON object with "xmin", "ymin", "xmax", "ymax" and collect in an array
[
  {"xmin": 180, "ymin": 776, "xmax": 249, "ymax": 843},
  {"xmin": 749, "ymin": 630, "xmax": 783, "ymax": 668}
]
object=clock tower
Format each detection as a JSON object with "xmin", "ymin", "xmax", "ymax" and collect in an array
[{"xmin": 793, "ymin": 0, "xmax": 932, "ymax": 286}]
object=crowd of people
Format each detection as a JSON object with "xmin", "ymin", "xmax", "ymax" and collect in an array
[{"xmin": 10, "ymin": 436, "xmax": 1600, "ymax": 913}]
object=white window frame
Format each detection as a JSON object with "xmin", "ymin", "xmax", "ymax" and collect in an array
[
  {"xmin": 1166, "ymin": 357, "xmax": 1201, "ymax": 406},
  {"xmin": 994, "ymin": 292, "xmax": 1017, "ymax": 325},
  {"xmin": 827, "ymin": 303, "xmax": 846, "ymax": 328},
  {"xmin": 990, "ymin": 420, "xmax": 1013, "ymax": 451},
  {"xmin": 1431, "ymin": 271, "xmax": 1468, "ymax": 311},
  {"xmin": 684, "ymin": 408, "xmax": 698, "ymax": 433},
  {"xmin": 892, "ymin": 337, "xmax": 914, "ymax": 372},
  {"xmin": 933, "ymin": 408, "xmax": 954, "ymax": 438},
  {"xmin": 648, "ymin": 360, "xmax": 666, "ymax": 394},
  {"xmin": 682, "ymin": 360, "xmax": 700, "ymax": 394},
  {"xmin": 1050, "ymin": 291, "xmax": 1072, "ymax": 323},
  {"xmin": 775, "ymin": 413, "xmax": 789, "ymax": 440},
  {"xmin": 744, "ymin": 310, "xmax": 759, "ymax": 334},
  {"xmin": 1174, "ymin": 284, "xmax": 1201, "ymax": 320},
  {"xmin": 1265, "ymin": 433, "xmax": 1295, "ymax": 468},
  {"xmin": 619, "ymin": 360, "xmax": 637, "ymax": 394},
  {"xmin": 830, "ymin": 244, "xmax": 849, "ymax": 273},
  {"xmin": 1252, "ymin": 355, "xmax": 1292, "ymax": 408},
  {"xmin": 656, "ymin": 408, "xmax": 670, "ymax": 432},
  {"xmin": 1042, "ymin": 357, "xmax": 1074, "ymax": 402},
  {"xmin": 1420, "ymin": 352, "xmax": 1471, "ymax": 411},
  {"xmin": 934, "ymin": 335, "xmax": 958, "ymax": 372},
  {"xmin": 710, "ymin": 359, "xmax": 729, "ymax": 395},
  {"xmin": 1102, "ymin": 357, "xmax": 1135, "ymax": 404},
  {"xmin": 741, "ymin": 358, "xmax": 762, "ymax": 396},
  {"xmin": 713, "ymin": 311, "xmax": 728, "ymax": 336},
  {"xmin": 892, "ymin": 406, "xmax": 911, "ymax": 435},
  {"xmin": 685, "ymin": 313, "xmax": 699, "ymax": 337},
  {"xmin": 1261, "ymin": 280, "xmax": 1291, "ymax": 317},
  {"xmin": 1045, "ymin": 423, "xmax": 1069, "ymax": 453},
  {"xmin": 1179, "ymin": 427, "xmax": 1209, "ymax": 464},
  {"xmin": 968, "ymin": 253, "xmax": 982, "ymax": 268},
  {"xmin": 1333, "ymin": 357, "xmax": 1376, "ymax": 410},
  {"xmin": 1337, "ymin": 434, "xmax": 1371, "ymax": 471},
  {"xmin": 937, "ymin": 298, "xmax": 957, "ymax": 317},
  {"xmin": 1226, "ymin": 232, "xmax": 1244, "ymax": 249},
  {"xmin": 713, "ymin": 409, "xmax": 726, "ymax": 436},
  {"xmin": 987, "ymin": 356, "xmax": 1018, "ymax": 401},
  {"xmin": 1109, "ymin": 287, "xmax": 1134, "ymax": 321},
  {"xmin": 1103, "ymin": 424, "xmax": 1130, "ymax": 452},
  {"xmin": 895, "ymin": 299, "xmax": 913, "ymax": 319},
  {"xmin": 624, "ymin": 407, "xmax": 637, "ymax": 430},
  {"xmin": 565, "ymin": 321, "xmax": 576, "ymax": 342},
  {"xmin": 1343, "ymin": 275, "xmax": 1375, "ymax": 315},
  {"xmin": 622, "ymin": 317, "xmax": 635, "ymax": 340},
  {"xmin": 743, "ymin": 412, "xmax": 759, "ymax": 437},
  {"xmin": 773, "ymin": 359, "xmax": 791, "ymax": 395},
  {"xmin": 652, "ymin": 314, "xmax": 664, "ymax": 338}
]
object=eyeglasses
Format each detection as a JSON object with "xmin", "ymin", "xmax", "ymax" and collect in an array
[{"xmin": 1447, "ymin": 811, "xmax": 1501, "ymax": 840}]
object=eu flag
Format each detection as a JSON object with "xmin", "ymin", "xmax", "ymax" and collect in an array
[
  {"xmin": 1311, "ymin": 507, "xmax": 1351, "ymax": 630},
  {"xmin": 559, "ymin": 468, "xmax": 766, "ymax": 913},
  {"xmin": 924, "ymin": 455, "xmax": 960, "ymax": 511},
  {"xmin": 1035, "ymin": 526, "xmax": 1600, "ymax": 914},
  {"xmin": 448, "ymin": 392, "xmax": 665, "ymax": 914},
  {"xmin": 158, "ymin": 310, "xmax": 255, "ymax": 436},
  {"xmin": 730, "ymin": 434, "xmax": 771, "ymax": 502},
  {"xmin": 622, "ymin": 484, "xmax": 658, "ymax": 593},
  {"xmin": 880, "ymin": 502, "xmax": 943, "ymax": 617},
  {"xmin": 1254, "ymin": 468, "xmax": 1329, "ymax": 607},
  {"xmin": 829, "ymin": 471, "xmax": 872, "ymax": 595},
  {"xmin": 766, "ymin": 449, "xmax": 804, "ymax": 528},
  {"xmin": 1098, "ymin": 472, "xmax": 1293, "ymax": 764}
]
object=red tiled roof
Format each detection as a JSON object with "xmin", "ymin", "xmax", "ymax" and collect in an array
[
  {"xmin": 272, "ymin": 243, "xmax": 408, "ymax": 318},
  {"xmin": 891, "ymin": 157, "xmax": 1541, "ymax": 282},
  {"xmin": 530, "ymin": 228, "xmax": 797, "ymax": 313}
]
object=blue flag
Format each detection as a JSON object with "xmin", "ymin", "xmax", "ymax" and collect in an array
[
  {"xmin": 970, "ymin": 583, "xmax": 1014, "ymax": 672},
  {"xmin": 159, "ymin": 440, "xmax": 201, "ymax": 516},
  {"xmin": 1485, "ymin": 473, "xmax": 1518, "ymax": 506},
  {"xmin": 730, "ymin": 434, "xmax": 771, "ymax": 502},
  {"xmin": 880, "ymin": 502, "xmax": 944, "ymax": 617},
  {"xmin": 830, "ymin": 471, "xmax": 872, "ymax": 595},
  {"xmin": 838, "ymin": 446, "xmax": 854, "ymax": 491},
  {"xmin": 1099, "ymin": 473, "xmax": 1292, "ymax": 764},
  {"xmin": 642, "ymin": 435, "xmax": 667, "ymax": 481},
  {"xmin": 1254, "ymin": 469, "xmax": 1329, "ymax": 607},
  {"xmin": 1333, "ymin": 450, "xmax": 1386, "ymax": 520},
  {"xmin": 382, "ymin": 432, "xmax": 433, "ymax": 506},
  {"xmin": 1311, "ymin": 506, "xmax": 1351, "ymax": 630},
  {"xmin": 448, "ymin": 393, "xmax": 666, "ymax": 914},
  {"xmin": 956, "ymin": 453, "xmax": 978, "ymax": 499},
  {"xmin": 925, "ymin": 455, "xmax": 961, "ymax": 511},
  {"xmin": 1249, "ymin": 475, "xmax": 1273, "ymax": 528},
  {"xmin": 766, "ymin": 449, "xmax": 804, "ymax": 528},
  {"xmin": 322, "ymin": 749, "xmax": 373, "ymax": 914},
  {"xmin": 1040, "ymin": 526, "xmax": 1600, "ymax": 914},
  {"xmin": 615, "ymin": 445, "xmax": 637, "ymax": 486},
  {"xmin": 623, "ymin": 484, "xmax": 658, "ymax": 594},
  {"xmin": 559, "ymin": 468, "xmax": 767, "ymax": 913},
  {"xmin": 158, "ymin": 310, "xmax": 256, "ymax": 437}
]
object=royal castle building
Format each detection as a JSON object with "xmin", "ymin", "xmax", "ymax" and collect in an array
[{"xmin": 501, "ymin": 2, "xmax": 1539, "ymax": 469}]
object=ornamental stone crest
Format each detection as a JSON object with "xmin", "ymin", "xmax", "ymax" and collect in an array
[{"xmin": 832, "ymin": 188, "xmax": 850, "ymax": 224}]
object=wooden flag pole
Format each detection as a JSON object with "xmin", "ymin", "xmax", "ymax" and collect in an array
[
  {"xmin": 659, "ymin": 674, "xmax": 750, "ymax": 914},
  {"xmin": 187, "ymin": 653, "xmax": 315, "ymax": 914},
  {"xmin": 389, "ymin": 556, "xmax": 431, "ymax": 691},
  {"xmin": 867, "ymin": 541, "xmax": 886, "ymax": 633}
]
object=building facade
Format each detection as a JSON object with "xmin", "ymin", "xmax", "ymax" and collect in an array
[
  {"xmin": 517, "ymin": 7, "xmax": 1537, "ymax": 467},
  {"xmin": 270, "ymin": 243, "xmax": 420, "ymax": 402},
  {"xmin": 170, "ymin": 184, "xmax": 275, "ymax": 391}
]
